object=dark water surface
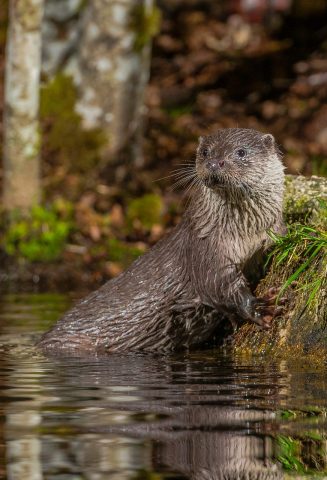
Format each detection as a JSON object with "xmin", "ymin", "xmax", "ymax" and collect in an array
[{"xmin": 0, "ymin": 293, "xmax": 326, "ymax": 480}]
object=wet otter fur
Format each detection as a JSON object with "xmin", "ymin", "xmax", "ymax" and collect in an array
[{"xmin": 38, "ymin": 128, "xmax": 285, "ymax": 354}]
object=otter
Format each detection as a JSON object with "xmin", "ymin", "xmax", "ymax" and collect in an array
[{"xmin": 38, "ymin": 128, "xmax": 285, "ymax": 354}]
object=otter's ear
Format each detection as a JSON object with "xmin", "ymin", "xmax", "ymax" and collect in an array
[
  {"xmin": 198, "ymin": 136, "xmax": 204, "ymax": 145},
  {"xmin": 262, "ymin": 133, "xmax": 275, "ymax": 148}
]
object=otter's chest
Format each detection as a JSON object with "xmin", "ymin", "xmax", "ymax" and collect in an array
[{"xmin": 222, "ymin": 230, "xmax": 268, "ymax": 265}]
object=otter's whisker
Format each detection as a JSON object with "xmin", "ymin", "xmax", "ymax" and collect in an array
[
  {"xmin": 170, "ymin": 171, "xmax": 197, "ymax": 191},
  {"xmin": 183, "ymin": 177, "xmax": 202, "ymax": 210},
  {"xmin": 154, "ymin": 167, "xmax": 195, "ymax": 183},
  {"xmin": 183, "ymin": 175, "xmax": 200, "ymax": 198},
  {"xmin": 175, "ymin": 162, "xmax": 195, "ymax": 167},
  {"xmin": 169, "ymin": 172, "xmax": 196, "ymax": 187}
]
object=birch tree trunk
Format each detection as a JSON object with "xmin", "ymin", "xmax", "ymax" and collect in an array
[
  {"xmin": 3, "ymin": 0, "xmax": 44, "ymax": 211},
  {"xmin": 74, "ymin": 0, "xmax": 158, "ymax": 169},
  {"xmin": 41, "ymin": 0, "xmax": 85, "ymax": 78}
]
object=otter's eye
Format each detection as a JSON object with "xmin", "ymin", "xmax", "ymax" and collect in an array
[
  {"xmin": 236, "ymin": 148, "xmax": 247, "ymax": 159},
  {"xmin": 202, "ymin": 148, "xmax": 209, "ymax": 158}
]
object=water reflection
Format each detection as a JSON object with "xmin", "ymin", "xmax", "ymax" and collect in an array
[{"xmin": 0, "ymin": 294, "xmax": 326, "ymax": 479}]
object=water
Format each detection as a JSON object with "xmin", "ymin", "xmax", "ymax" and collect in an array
[{"xmin": 0, "ymin": 293, "xmax": 326, "ymax": 480}]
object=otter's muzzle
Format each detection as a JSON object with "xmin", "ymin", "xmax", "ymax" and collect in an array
[{"xmin": 206, "ymin": 159, "xmax": 225, "ymax": 171}]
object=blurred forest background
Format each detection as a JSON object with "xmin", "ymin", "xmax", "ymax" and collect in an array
[{"xmin": 0, "ymin": 0, "xmax": 326, "ymax": 290}]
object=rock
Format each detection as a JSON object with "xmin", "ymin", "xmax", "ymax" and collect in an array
[{"xmin": 283, "ymin": 175, "xmax": 327, "ymax": 224}]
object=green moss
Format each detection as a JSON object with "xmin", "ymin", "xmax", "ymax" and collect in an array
[
  {"xmin": 131, "ymin": 470, "xmax": 162, "ymax": 480},
  {"xmin": 77, "ymin": 0, "xmax": 88, "ymax": 13},
  {"xmin": 108, "ymin": 238, "xmax": 144, "ymax": 267},
  {"xmin": 3, "ymin": 201, "xmax": 73, "ymax": 262},
  {"xmin": 311, "ymin": 155, "xmax": 327, "ymax": 177},
  {"xmin": 40, "ymin": 73, "xmax": 106, "ymax": 173},
  {"xmin": 163, "ymin": 103, "xmax": 194, "ymax": 119},
  {"xmin": 129, "ymin": 4, "xmax": 161, "ymax": 51},
  {"xmin": 126, "ymin": 193, "xmax": 163, "ymax": 231},
  {"xmin": 283, "ymin": 176, "xmax": 327, "ymax": 226}
]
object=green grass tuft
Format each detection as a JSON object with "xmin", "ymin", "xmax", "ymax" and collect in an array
[
  {"xmin": 268, "ymin": 224, "xmax": 327, "ymax": 306},
  {"xmin": 276, "ymin": 433, "xmax": 327, "ymax": 475}
]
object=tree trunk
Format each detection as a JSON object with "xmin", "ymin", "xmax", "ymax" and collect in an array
[
  {"xmin": 74, "ymin": 0, "xmax": 159, "ymax": 170},
  {"xmin": 3, "ymin": 0, "xmax": 44, "ymax": 211},
  {"xmin": 41, "ymin": 0, "xmax": 85, "ymax": 78},
  {"xmin": 233, "ymin": 175, "xmax": 327, "ymax": 358}
]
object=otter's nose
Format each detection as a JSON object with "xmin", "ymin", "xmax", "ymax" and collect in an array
[{"xmin": 206, "ymin": 159, "xmax": 225, "ymax": 171}]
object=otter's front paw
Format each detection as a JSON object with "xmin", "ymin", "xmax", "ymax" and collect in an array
[
  {"xmin": 236, "ymin": 287, "xmax": 285, "ymax": 329},
  {"xmin": 250, "ymin": 298, "xmax": 276, "ymax": 329},
  {"xmin": 249, "ymin": 291, "xmax": 285, "ymax": 329}
]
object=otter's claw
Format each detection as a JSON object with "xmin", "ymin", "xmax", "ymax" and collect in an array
[
  {"xmin": 252, "ymin": 306, "xmax": 273, "ymax": 330},
  {"xmin": 250, "ymin": 296, "xmax": 285, "ymax": 329}
]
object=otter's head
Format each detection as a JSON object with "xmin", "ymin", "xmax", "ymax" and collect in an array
[{"xmin": 196, "ymin": 128, "xmax": 284, "ymax": 194}]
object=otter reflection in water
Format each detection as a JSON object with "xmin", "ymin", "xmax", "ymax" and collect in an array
[
  {"xmin": 26, "ymin": 353, "xmax": 286, "ymax": 480},
  {"xmin": 39, "ymin": 128, "xmax": 285, "ymax": 354}
]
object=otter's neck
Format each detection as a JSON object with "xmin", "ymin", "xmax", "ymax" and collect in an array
[{"xmin": 186, "ymin": 179, "xmax": 284, "ymax": 239}]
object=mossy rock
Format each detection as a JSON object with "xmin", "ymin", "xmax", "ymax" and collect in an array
[
  {"xmin": 283, "ymin": 175, "xmax": 327, "ymax": 226},
  {"xmin": 233, "ymin": 175, "xmax": 327, "ymax": 359}
]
